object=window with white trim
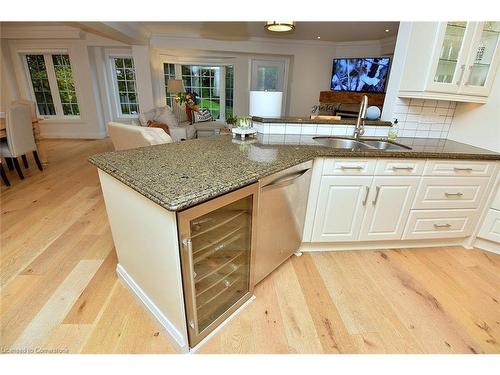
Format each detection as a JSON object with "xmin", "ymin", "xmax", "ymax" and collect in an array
[
  {"xmin": 24, "ymin": 53, "xmax": 80, "ymax": 117},
  {"xmin": 163, "ymin": 63, "xmax": 234, "ymax": 121},
  {"xmin": 111, "ymin": 57, "xmax": 139, "ymax": 116}
]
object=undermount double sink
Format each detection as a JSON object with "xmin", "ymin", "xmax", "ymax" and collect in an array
[{"xmin": 313, "ymin": 136, "xmax": 412, "ymax": 151}]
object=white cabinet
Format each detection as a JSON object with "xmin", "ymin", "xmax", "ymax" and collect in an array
[
  {"xmin": 478, "ymin": 209, "xmax": 500, "ymax": 243},
  {"xmin": 311, "ymin": 176, "xmax": 372, "ymax": 242},
  {"xmin": 359, "ymin": 177, "xmax": 420, "ymax": 241},
  {"xmin": 399, "ymin": 21, "xmax": 500, "ymax": 102},
  {"xmin": 403, "ymin": 209, "xmax": 477, "ymax": 240}
]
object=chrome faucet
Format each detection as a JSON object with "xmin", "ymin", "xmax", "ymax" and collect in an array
[{"xmin": 353, "ymin": 95, "xmax": 368, "ymax": 139}]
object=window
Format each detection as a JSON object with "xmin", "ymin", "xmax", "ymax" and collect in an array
[
  {"xmin": 164, "ymin": 63, "xmax": 176, "ymax": 107},
  {"xmin": 52, "ymin": 55, "xmax": 80, "ymax": 116},
  {"xmin": 112, "ymin": 57, "xmax": 139, "ymax": 116},
  {"xmin": 163, "ymin": 63, "xmax": 234, "ymax": 120},
  {"xmin": 25, "ymin": 53, "xmax": 80, "ymax": 117},
  {"xmin": 251, "ymin": 59, "xmax": 285, "ymax": 91}
]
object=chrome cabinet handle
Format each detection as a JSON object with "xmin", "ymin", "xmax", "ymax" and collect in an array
[
  {"xmin": 372, "ymin": 186, "xmax": 381, "ymax": 205},
  {"xmin": 392, "ymin": 166, "xmax": 414, "ymax": 171},
  {"xmin": 434, "ymin": 223, "xmax": 452, "ymax": 229},
  {"xmin": 340, "ymin": 165, "xmax": 364, "ymax": 170},
  {"xmin": 182, "ymin": 238, "xmax": 199, "ymax": 335},
  {"xmin": 262, "ymin": 168, "xmax": 311, "ymax": 191},
  {"xmin": 453, "ymin": 167, "xmax": 473, "ymax": 172},
  {"xmin": 362, "ymin": 186, "xmax": 370, "ymax": 206},
  {"xmin": 445, "ymin": 192, "xmax": 464, "ymax": 197},
  {"xmin": 456, "ymin": 64, "xmax": 466, "ymax": 86}
]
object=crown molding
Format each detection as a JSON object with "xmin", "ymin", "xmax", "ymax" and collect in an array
[{"xmin": 0, "ymin": 25, "xmax": 84, "ymax": 40}]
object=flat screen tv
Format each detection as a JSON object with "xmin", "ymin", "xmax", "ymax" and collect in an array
[{"xmin": 330, "ymin": 57, "xmax": 391, "ymax": 93}]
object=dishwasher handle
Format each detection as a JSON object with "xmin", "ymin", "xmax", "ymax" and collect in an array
[{"xmin": 262, "ymin": 168, "xmax": 311, "ymax": 191}]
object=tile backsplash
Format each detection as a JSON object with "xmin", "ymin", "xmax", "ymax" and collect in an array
[{"xmin": 392, "ymin": 98, "xmax": 456, "ymax": 139}]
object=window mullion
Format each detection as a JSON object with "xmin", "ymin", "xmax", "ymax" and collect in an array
[
  {"xmin": 219, "ymin": 66, "xmax": 226, "ymax": 122},
  {"xmin": 45, "ymin": 54, "xmax": 64, "ymax": 117}
]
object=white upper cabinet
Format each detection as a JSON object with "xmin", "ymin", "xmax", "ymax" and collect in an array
[{"xmin": 399, "ymin": 22, "xmax": 500, "ymax": 103}]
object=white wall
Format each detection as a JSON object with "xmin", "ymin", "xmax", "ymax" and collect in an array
[
  {"xmin": 148, "ymin": 35, "xmax": 394, "ymax": 117},
  {"xmin": 447, "ymin": 64, "xmax": 500, "ymax": 152}
]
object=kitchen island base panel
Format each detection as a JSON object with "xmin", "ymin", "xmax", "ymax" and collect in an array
[
  {"xmin": 98, "ymin": 170, "xmax": 189, "ymax": 352},
  {"xmin": 116, "ymin": 264, "xmax": 189, "ymax": 353}
]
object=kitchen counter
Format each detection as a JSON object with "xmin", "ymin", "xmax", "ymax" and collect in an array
[
  {"xmin": 89, "ymin": 135, "xmax": 500, "ymax": 212},
  {"xmin": 252, "ymin": 116, "xmax": 392, "ymax": 126}
]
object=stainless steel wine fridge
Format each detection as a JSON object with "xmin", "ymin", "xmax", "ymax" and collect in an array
[{"xmin": 177, "ymin": 183, "xmax": 258, "ymax": 347}]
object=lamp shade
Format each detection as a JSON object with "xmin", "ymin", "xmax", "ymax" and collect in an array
[
  {"xmin": 167, "ymin": 79, "xmax": 184, "ymax": 93},
  {"xmin": 249, "ymin": 91, "xmax": 283, "ymax": 117}
]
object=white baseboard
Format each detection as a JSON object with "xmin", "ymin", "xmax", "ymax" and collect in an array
[
  {"xmin": 116, "ymin": 264, "xmax": 189, "ymax": 353},
  {"xmin": 189, "ymin": 295, "xmax": 256, "ymax": 354},
  {"xmin": 473, "ymin": 238, "xmax": 500, "ymax": 255},
  {"xmin": 300, "ymin": 238, "xmax": 466, "ymax": 252}
]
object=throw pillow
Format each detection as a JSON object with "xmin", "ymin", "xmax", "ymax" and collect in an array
[
  {"xmin": 147, "ymin": 120, "xmax": 170, "ymax": 135},
  {"xmin": 193, "ymin": 109, "xmax": 213, "ymax": 123},
  {"xmin": 156, "ymin": 106, "xmax": 179, "ymax": 128},
  {"xmin": 172, "ymin": 100, "xmax": 189, "ymax": 123}
]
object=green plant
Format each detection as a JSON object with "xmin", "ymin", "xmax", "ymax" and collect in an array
[{"xmin": 226, "ymin": 114, "xmax": 238, "ymax": 126}]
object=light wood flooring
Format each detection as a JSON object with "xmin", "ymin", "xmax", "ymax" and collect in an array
[{"xmin": 1, "ymin": 139, "xmax": 500, "ymax": 354}]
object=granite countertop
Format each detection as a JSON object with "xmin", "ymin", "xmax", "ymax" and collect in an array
[
  {"xmin": 252, "ymin": 116, "xmax": 392, "ymax": 126},
  {"xmin": 89, "ymin": 135, "xmax": 500, "ymax": 212}
]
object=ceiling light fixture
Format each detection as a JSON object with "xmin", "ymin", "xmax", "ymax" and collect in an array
[
  {"xmin": 265, "ymin": 21, "xmax": 295, "ymax": 33},
  {"xmin": 317, "ymin": 36, "xmax": 321, "ymax": 39},
  {"xmin": 385, "ymin": 29, "xmax": 390, "ymax": 32}
]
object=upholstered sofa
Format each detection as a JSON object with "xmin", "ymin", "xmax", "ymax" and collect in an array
[{"xmin": 135, "ymin": 102, "xmax": 196, "ymax": 142}]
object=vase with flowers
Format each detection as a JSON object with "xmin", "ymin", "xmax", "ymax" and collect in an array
[{"xmin": 174, "ymin": 92, "xmax": 200, "ymax": 124}]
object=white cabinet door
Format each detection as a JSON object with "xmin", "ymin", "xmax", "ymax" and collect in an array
[
  {"xmin": 460, "ymin": 21, "xmax": 500, "ymax": 96},
  {"xmin": 478, "ymin": 209, "xmax": 500, "ymax": 243},
  {"xmin": 427, "ymin": 22, "xmax": 477, "ymax": 93},
  {"xmin": 311, "ymin": 176, "xmax": 372, "ymax": 242},
  {"xmin": 359, "ymin": 177, "xmax": 420, "ymax": 241}
]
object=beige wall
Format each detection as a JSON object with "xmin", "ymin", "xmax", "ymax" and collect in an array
[
  {"xmin": 447, "ymin": 64, "xmax": 500, "ymax": 152},
  {"xmin": 148, "ymin": 35, "xmax": 394, "ymax": 118}
]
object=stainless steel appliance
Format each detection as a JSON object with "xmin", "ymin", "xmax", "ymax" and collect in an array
[
  {"xmin": 254, "ymin": 161, "xmax": 313, "ymax": 284},
  {"xmin": 178, "ymin": 183, "xmax": 259, "ymax": 347}
]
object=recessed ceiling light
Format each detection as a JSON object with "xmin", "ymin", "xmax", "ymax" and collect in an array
[
  {"xmin": 317, "ymin": 36, "xmax": 321, "ymax": 39},
  {"xmin": 385, "ymin": 29, "xmax": 390, "ymax": 32}
]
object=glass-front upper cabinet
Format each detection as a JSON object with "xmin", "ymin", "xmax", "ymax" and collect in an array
[
  {"xmin": 462, "ymin": 21, "xmax": 500, "ymax": 95},
  {"xmin": 429, "ymin": 22, "xmax": 476, "ymax": 92}
]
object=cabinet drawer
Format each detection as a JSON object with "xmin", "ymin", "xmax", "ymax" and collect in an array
[
  {"xmin": 375, "ymin": 159, "xmax": 425, "ymax": 176},
  {"xmin": 323, "ymin": 159, "xmax": 376, "ymax": 176},
  {"xmin": 478, "ymin": 209, "xmax": 500, "ymax": 243},
  {"xmin": 423, "ymin": 160, "xmax": 495, "ymax": 177},
  {"xmin": 403, "ymin": 209, "xmax": 477, "ymax": 240},
  {"xmin": 413, "ymin": 177, "xmax": 489, "ymax": 209}
]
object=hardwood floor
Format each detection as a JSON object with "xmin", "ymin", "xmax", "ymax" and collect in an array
[{"xmin": 1, "ymin": 139, "xmax": 500, "ymax": 354}]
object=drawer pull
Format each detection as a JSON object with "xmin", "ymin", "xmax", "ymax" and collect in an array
[
  {"xmin": 453, "ymin": 167, "xmax": 473, "ymax": 172},
  {"xmin": 362, "ymin": 186, "xmax": 370, "ymax": 206},
  {"xmin": 392, "ymin": 166, "xmax": 414, "ymax": 171},
  {"xmin": 433, "ymin": 223, "xmax": 452, "ymax": 229},
  {"xmin": 340, "ymin": 165, "xmax": 364, "ymax": 170},
  {"xmin": 445, "ymin": 192, "xmax": 464, "ymax": 197},
  {"xmin": 372, "ymin": 186, "xmax": 381, "ymax": 206}
]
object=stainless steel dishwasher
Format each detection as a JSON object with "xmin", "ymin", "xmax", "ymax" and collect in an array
[{"xmin": 254, "ymin": 160, "xmax": 313, "ymax": 284}]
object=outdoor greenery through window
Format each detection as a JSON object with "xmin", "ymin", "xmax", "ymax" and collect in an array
[
  {"xmin": 163, "ymin": 63, "xmax": 234, "ymax": 120},
  {"xmin": 52, "ymin": 54, "xmax": 80, "ymax": 116},
  {"xmin": 25, "ymin": 55, "xmax": 56, "ymax": 116},
  {"xmin": 113, "ymin": 57, "xmax": 139, "ymax": 116}
]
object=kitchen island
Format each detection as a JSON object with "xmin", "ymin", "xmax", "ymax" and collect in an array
[{"xmin": 89, "ymin": 134, "xmax": 500, "ymax": 353}]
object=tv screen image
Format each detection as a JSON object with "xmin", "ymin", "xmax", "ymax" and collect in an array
[{"xmin": 330, "ymin": 57, "xmax": 391, "ymax": 93}]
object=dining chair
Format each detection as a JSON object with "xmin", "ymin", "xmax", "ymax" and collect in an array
[
  {"xmin": 12, "ymin": 100, "xmax": 38, "ymax": 168},
  {"xmin": 0, "ymin": 104, "xmax": 43, "ymax": 180},
  {"xmin": 0, "ymin": 160, "xmax": 10, "ymax": 186}
]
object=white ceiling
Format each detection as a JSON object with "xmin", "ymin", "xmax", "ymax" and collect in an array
[{"xmin": 140, "ymin": 22, "xmax": 399, "ymax": 42}]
